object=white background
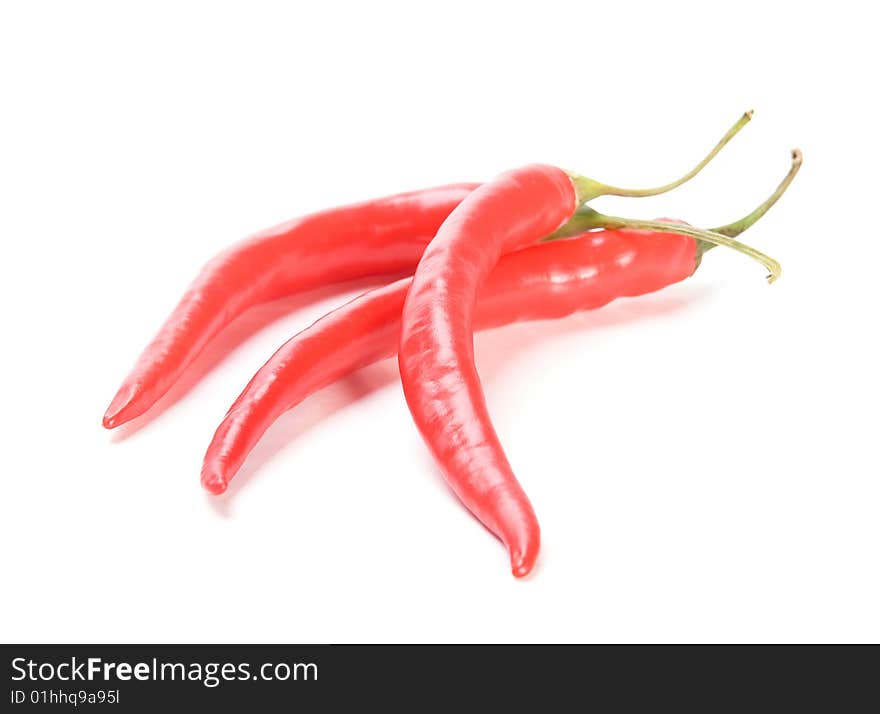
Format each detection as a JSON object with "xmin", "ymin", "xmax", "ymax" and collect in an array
[{"xmin": 2, "ymin": 1, "xmax": 877, "ymax": 643}]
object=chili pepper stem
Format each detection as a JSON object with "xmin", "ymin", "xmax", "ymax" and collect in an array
[
  {"xmin": 555, "ymin": 148, "xmax": 802, "ymax": 243},
  {"xmin": 700, "ymin": 149, "xmax": 803, "ymax": 250},
  {"xmin": 549, "ymin": 147, "xmax": 804, "ymax": 282},
  {"xmin": 567, "ymin": 110, "xmax": 753, "ymax": 204}
]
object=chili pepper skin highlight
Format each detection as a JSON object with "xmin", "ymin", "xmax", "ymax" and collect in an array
[{"xmin": 104, "ymin": 113, "xmax": 752, "ymax": 429}]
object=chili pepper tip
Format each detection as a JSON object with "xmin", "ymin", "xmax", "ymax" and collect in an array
[
  {"xmin": 102, "ymin": 408, "xmax": 125, "ymax": 430},
  {"xmin": 512, "ymin": 561, "xmax": 533, "ymax": 578},
  {"xmin": 201, "ymin": 469, "xmax": 228, "ymax": 495},
  {"xmin": 103, "ymin": 386, "xmax": 138, "ymax": 429},
  {"xmin": 510, "ymin": 546, "xmax": 539, "ymax": 578}
]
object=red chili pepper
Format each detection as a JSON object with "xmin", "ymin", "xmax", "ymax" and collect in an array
[
  {"xmin": 201, "ymin": 151, "xmax": 800, "ymax": 517},
  {"xmin": 397, "ymin": 152, "xmax": 790, "ymax": 577},
  {"xmin": 103, "ymin": 114, "xmax": 752, "ymax": 429}
]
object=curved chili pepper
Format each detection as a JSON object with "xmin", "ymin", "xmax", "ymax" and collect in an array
[
  {"xmin": 104, "ymin": 113, "xmax": 752, "ymax": 429},
  {"xmin": 396, "ymin": 166, "xmax": 595, "ymax": 578},
  {"xmin": 202, "ymin": 150, "xmax": 801, "ymax": 528},
  {"xmin": 397, "ymin": 153, "xmax": 789, "ymax": 577}
]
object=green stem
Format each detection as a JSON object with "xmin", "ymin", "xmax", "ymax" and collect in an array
[
  {"xmin": 557, "ymin": 148, "xmax": 801, "ymax": 241},
  {"xmin": 701, "ymin": 148, "xmax": 802, "ymax": 250},
  {"xmin": 568, "ymin": 110, "xmax": 753, "ymax": 203},
  {"xmin": 548, "ymin": 147, "xmax": 803, "ymax": 283}
]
